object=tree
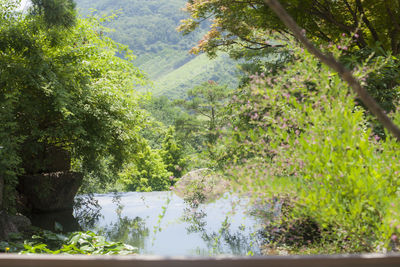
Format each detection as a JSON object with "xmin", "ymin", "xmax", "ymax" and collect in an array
[
  {"xmin": 161, "ymin": 127, "xmax": 187, "ymax": 179},
  {"xmin": 179, "ymin": 0, "xmax": 400, "ymax": 127},
  {"xmin": 0, "ymin": 0, "xmax": 146, "ymax": 209},
  {"xmin": 118, "ymin": 141, "xmax": 172, "ymax": 192},
  {"xmin": 176, "ymin": 81, "xmax": 230, "ymax": 147},
  {"xmin": 179, "ymin": 0, "xmax": 400, "ymax": 56}
]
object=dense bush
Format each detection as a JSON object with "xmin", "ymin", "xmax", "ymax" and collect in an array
[
  {"xmin": 117, "ymin": 140, "xmax": 172, "ymax": 192},
  {"xmin": 0, "ymin": 1, "xmax": 147, "ymax": 205},
  {"xmin": 218, "ymin": 39, "xmax": 400, "ymax": 253}
]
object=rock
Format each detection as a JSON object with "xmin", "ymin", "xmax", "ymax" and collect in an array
[
  {"xmin": 9, "ymin": 214, "xmax": 31, "ymax": 232},
  {"xmin": 21, "ymin": 144, "xmax": 71, "ymax": 174},
  {"xmin": 0, "ymin": 210, "xmax": 18, "ymax": 240},
  {"xmin": 0, "ymin": 211, "xmax": 31, "ymax": 240},
  {"xmin": 17, "ymin": 171, "xmax": 83, "ymax": 212},
  {"xmin": 173, "ymin": 168, "xmax": 230, "ymax": 203}
]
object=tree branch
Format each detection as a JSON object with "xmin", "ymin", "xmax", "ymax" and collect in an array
[
  {"xmin": 384, "ymin": 0, "xmax": 400, "ymax": 54},
  {"xmin": 264, "ymin": 0, "xmax": 400, "ymax": 141},
  {"xmin": 355, "ymin": 0, "xmax": 380, "ymax": 42}
]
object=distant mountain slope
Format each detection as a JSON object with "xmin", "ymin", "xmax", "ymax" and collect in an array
[
  {"xmin": 75, "ymin": 0, "xmax": 238, "ymax": 98},
  {"xmin": 148, "ymin": 53, "xmax": 239, "ymax": 98}
]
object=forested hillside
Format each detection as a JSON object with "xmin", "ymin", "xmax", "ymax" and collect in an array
[{"xmin": 75, "ymin": 0, "xmax": 239, "ymax": 98}]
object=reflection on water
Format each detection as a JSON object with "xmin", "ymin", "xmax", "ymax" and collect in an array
[
  {"xmin": 73, "ymin": 191, "xmax": 262, "ymax": 256},
  {"xmin": 30, "ymin": 209, "xmax": 81, "ymax": 232},
  {"xmin": 74, "ymin": 194, "xmax": 102, "ymax": 229}
]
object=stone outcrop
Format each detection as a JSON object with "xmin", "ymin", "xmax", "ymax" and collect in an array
[
  {"xmin": 173, "ymin": 168, "xmax": 230, "ymax": 203},
  {"xmin": 0, "ymin": 210, "xmax": 18, "ymax": 240},
  {"xmin": 17, "ymin": 144, "xmax": 83, "ymax": 214},
  {"xmin": 1, "ymin": 144, "xmax": 80, "ymax": 239},
  {"xmin": 0, "ymin": 211, "xmax": 31, "ymax": 240},
  {"xmin": 18, "ymin": 171, "xmax": 83, "ymax": 212},
  {"xmin": 21, "ymin": 145, "xmax": 71, "ymax": 175}
]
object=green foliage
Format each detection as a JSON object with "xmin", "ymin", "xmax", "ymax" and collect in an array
[
  {"xmin": 74, "ymin": 0, "xmax": 239, "ymax": 99},
  {"xmin": 20, "ymin": 230, "xmax": 137, "ymax": 255},
  {"xmin": 118, "ymin": 141, "xmax": 172, "ymax": 192},
  {"xmin": 181, "ymin": 0, "xmax": 400, "ymax": 116},
  {"xmin": 76, "ymin": 0, "xmax": 205, "ymax": 54},
  {"xmin": 161, "ymin": 127, "xmax": 187, "ymax": 179},
  {"xmin": 30, "ymin": 0, "xmax": 77, "ymax": 28},
  {"xmin": 0, "ymin": 229, "xmax": 136, "ymax": 255},
  {"xmin": 0, "ymin": 1, "xmax": 147, "ymax": 206},
  {"xmin": 176, "ymin": 81, "xmax": 231, "ymax": 148},
  {"xmin": 142, "ymin": 96, "xmax": 183, "ymax": 127},
  {"xmin": 219, "ymin": 39, "xmax": 400, "ymax": 252},
  {"xmin": 146, "ymin": 52, "xmax": 238, "ymax": 99},
  {"xmin": 180, "ymin": 0, "xmax": 400, "ymax": 56}
]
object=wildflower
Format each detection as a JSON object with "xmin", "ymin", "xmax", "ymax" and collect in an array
[{"xmin": 5, "ymin": 247, "xmax": 10, "ymax": 252}]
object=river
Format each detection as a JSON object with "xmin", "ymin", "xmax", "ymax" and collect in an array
[{"xmin": 73, "ymin": 191, "xmax": 263, "ymax": 256}]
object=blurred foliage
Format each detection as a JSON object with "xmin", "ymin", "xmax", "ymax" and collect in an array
[{"xmin": 216, "ymin": 38, "xmax": 400, "ymax": 253}]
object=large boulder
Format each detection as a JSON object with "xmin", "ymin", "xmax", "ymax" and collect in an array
[
  {"xmin": 173, "ymin": 168, "xmax": 230, "ymax": 204},
  {"xmin": 0, "ymin": 210, "xmax": 18, "ymax": 240},
  {"xmin": 0, "ymin": 211, "xmax": 30, "ymax": 240},
  {"xmin": 18, "ymin": 171, "xmax": 83, "ymax": 212},
  {"xmin": 21, "ymin": 144, "xmax": 71, "ymax": 174}
]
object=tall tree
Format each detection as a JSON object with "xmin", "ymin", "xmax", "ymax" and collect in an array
[{"xmin": 176, "ymin": 81, "xmax": 230, "ymax": 148}]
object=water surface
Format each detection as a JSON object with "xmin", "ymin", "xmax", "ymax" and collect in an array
[{"xmin": 74, "ymin": 191, "xmax": 262, "ymax": 256}]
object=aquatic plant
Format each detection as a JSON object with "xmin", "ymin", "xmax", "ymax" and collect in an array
[{"xmin": 21, "ymin": 230, "xmax": 137, "ymax": 255}]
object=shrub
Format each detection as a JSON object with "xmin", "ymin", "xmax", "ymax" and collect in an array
[{"xmin": 220, "ymin": 39, "xmax": 400, "ymax": 253}]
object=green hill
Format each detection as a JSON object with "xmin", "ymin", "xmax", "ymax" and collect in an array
[
  {"xmin": 147, "ymin": 53, "xmax": 238, "ymax": 98},
  {"xmin": 75, "ymin": 0, "xmax": 239, "ymax": 98}
]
